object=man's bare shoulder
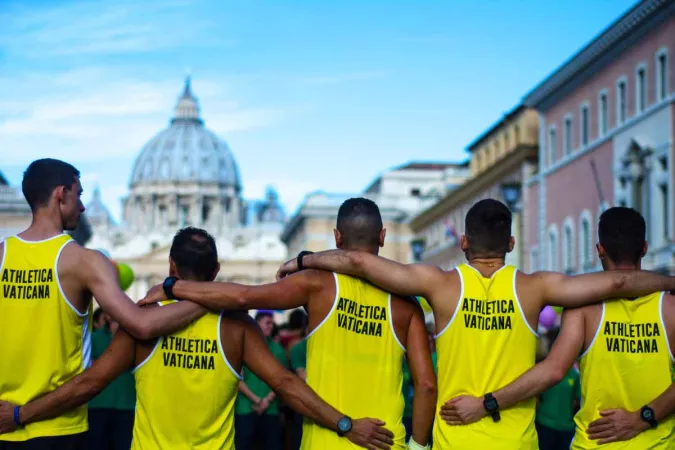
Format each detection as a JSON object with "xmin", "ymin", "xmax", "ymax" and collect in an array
[
  {"xmin": 391, "ymin": 294, "xmax": 423, "ymax": 315},
  {"xmin": 221, "ymin": 311, "xmax": 257, "ymax": 332},
  {"xmin": 661, "ymin": 292, "xmax": 675, "ymax": 322},
  {"xmin": 59, "ymin": 241, "xmax": 99, "ymax": 271}
]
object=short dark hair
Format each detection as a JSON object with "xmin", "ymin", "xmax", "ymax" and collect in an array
[
  {"xmin": 255, "ymin": 311, "xmax": 273, "ymax": 321},
  {"xmin": 336, "ymin": 197, "xmax": 383, "ymax": 248},
  {"xmin": 22, "ymin": 159, "xmax": 80, "ymax": 210},
  {"xmin": 93, "ymin": 308, "xmax": 104, "ymax": 323},
  {"xmin": 169, "ymin": 227, "xmax": 218, "ymax": 281},
  {"xmin": 464, "ymin": 199, "xmax": 512, "ymax": 256},
  {"xmin": 289, "ymin": 308, "xmax": 308, "ymax": 330},
  {"xmin": 598, "ymin": 207, "xmax": 645, "ymax": 265}
]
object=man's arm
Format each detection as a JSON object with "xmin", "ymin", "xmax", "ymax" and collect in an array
[
  {"xmin": 82, "ymin": 249, "xmax": 207, "ymax": 340},
  {"xmin": 536, "ymin": 270, "xmax": 675, "ymax": 309},
  {"xmin": 0, "ymin": 330, "xmax": 136, "ymax": 430},
  {"xmin": 238, "ymin": 381, "xmax": 262, "ymax": 405},
  {"xmin": 277, "ymin": 250, "xmax": 446, "ymax": 300},
  {"xmin": 239, "ymin": 316, "xmax": 394, "ymax": 449},
  {"xmin": 440, "ymin": 309, "xmax": 584, "ymax": 425},
  {"xmin": 140, "ymin": 269, "xmax": 325, "ymax": 311},
  {"xmin": 405, "ymin": 305, "xmax": 437, "ymax": 446}
]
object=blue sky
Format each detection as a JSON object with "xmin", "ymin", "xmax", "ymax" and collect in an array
[{"xmin": 0, "ymin": 0, "xmax": 637, "ymax": 221}]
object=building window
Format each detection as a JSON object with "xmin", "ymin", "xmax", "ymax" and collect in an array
[
  {"xmin": 636, "ymin": 65, "xmax": 647, "ymax": 114},
  {"xmin": 616, "ymin": 77, "xmax": 627, "ymax": 124},
  {"xmin": 656, "ymin": 49, "xmax": 668, "ymax": 102},
  {"xmin": 579, "ymin": 210, "xmax": 592, "ymax": 270},
  {"xmin": 548, "ymin": 126, "xmax": 557, "ymax": 165},
  {"xmin": 548, "ymin": 225, "xmax": 559, "ymax": 272},
  {"xmin": 598, "ymin": 91, "xmax": 608, "ymax": 136},
  {"xmin": 179, "ymin": 205, "xmax": 189, "ymax": 227},
  {"xmin": 563, "ymin": 116, "xmax": 573, "ymax": 156},
  {"xmin": 580, "ymin": 104, "xmax": 589, "ymax": 147},
  {"xmin": 562, "ymin": 218, "xmax": 574, "ymax": 274}
]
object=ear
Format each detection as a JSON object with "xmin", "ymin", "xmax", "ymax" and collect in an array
[
  {"xmin": 212, "ymin": 262, "xmax": 221, "ymax": 281},
  {"xmin": 379, "ymin": 229, "xmax": 386, "ymax": 248},
  {"xmin": 169, "ymin": 258, "xmax": 178, "ymax": 278},
  {"xmin": 506, "ymin": 236, "xmax": 515, "ymax": 253},
  {"xmin": 54, "ymin": 185, "xmax": 67, "ymax": 205},
  {"xmin": 641, "ymin": 241, "xmax": 648, "ymax": 257},
  {"xmin": 334, "ymin": 229, "xmax": 342, "ymax": 249},
  {"xmin": 460, "ymin": 235, "xmax": 469, "ymax": 252},
  {"xmin": 596, "ymin": 243, "xmax": 605, "ymax": 259}
]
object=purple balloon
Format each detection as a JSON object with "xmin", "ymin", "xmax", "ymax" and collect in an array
[{"xmin": 539, "ymin": 306, "xmax": 557, "ymax": 329}]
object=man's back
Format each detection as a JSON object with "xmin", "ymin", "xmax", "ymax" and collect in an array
[
  {"xmin": 131, "ymin": 301, "xmax": 241, "ymax": 450},
  {"xmin": 572, "ymin": 293, "xmax": 675, "ymax": 449},
  {"xmin": 434, "ymin": 263, "xmax": 538, "ymax": 449},
  {"xmin": 0, "ymin": 234, "xmax": 92, "ymax": 442},
  {"xmin": 302, "ymin": 272, "xmax": 407, "ymax": 449}
]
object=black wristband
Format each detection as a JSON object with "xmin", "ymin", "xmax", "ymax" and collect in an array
[
  {"xmin": 640, "ymin": 405, "xmax": 658, "ymax": 428},
  {"xmin": 297, "ymin": 251, "xmax": 314, "ymax": 272},
  {"xmin": 483, "ymin": 393, "xmax": 501, "ymax": 422},
  {"xmin": 163, "ymin": 276, "xmax": 179, "ymax": 300}
]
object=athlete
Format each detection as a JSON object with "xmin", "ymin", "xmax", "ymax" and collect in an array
[
  {"xmin": 0, "ymin": 227, "xmax": 394, "ymax": 450},
  {"xmin": 139, "ymin": 198, "xmax": 438, "ymax": 450},
  {"xmin": 441, "ymin": 207, "xmax": 675, "ymax": 448},
  {"xmin": 273, "ymin": 198, "xmax": 675, "ymax": 449},
  {"xmin": 0, "ymin": 159, "xmax": 207, "ymax": 449}
]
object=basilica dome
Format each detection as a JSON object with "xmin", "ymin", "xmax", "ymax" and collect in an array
[{"xmin": 129, "ymin": 77, "xmax": 241, "ymax": 190}]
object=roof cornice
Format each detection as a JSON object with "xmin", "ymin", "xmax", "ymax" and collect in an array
[{"xmin": 524, "ymin": 0, "xmax": 672, "ymax": 108}]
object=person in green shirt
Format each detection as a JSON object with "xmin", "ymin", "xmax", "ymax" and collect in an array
[
  {"xmin": 290, "ymin": 339, "xmax": 307, "ymax": 450},
  {"xmin": 535, "ymin": 326, "xmax": 580, "ymax": 450},
  {"xmin": 88, "ymin": 313, "xmax": 137, "ymax": 450},
  {"xmin": 235, "ymin": 310, "xmax": 288, "ymax": 450}
]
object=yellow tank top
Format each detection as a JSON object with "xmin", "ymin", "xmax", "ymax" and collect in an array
[
  {"xmin": 434, "ymin": 264, "xmax": 538, "ymax": 449},
  {"xmin": 131, "ymin": 301, "xmax": 241, "ymax": 450},
  {"xmin": 572, "ymin": 293, "xmax": 675, "ymax": 449},
  {"xmin": 301, "ymin": 273, "xmax": 406, "ymax": 449},
  {"xmin": 0, "ymin": 234, "xmax": 92, "ymax": 441}
]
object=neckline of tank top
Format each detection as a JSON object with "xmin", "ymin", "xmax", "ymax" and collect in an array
[{"xmin": 13, "ymin": 233, "xmax": 67, "ymax": 244}]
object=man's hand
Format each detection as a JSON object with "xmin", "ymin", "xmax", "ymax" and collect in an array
[
  {"xmin": 138, "ymin": 284, "xmax": 167, "ymax": 307},
  {"xmin": 439, "ymin": 395, "xmax": 485, "ymax": 425},
  {"xmin": 587, "ymin": 409, "xmax": 648, "ymax": 444},
  {"xmin": 276, "ymin": 257, "xmax": 299, "ymax": 280},
  {"xmin": 0, "ymin": 401, "xmax": 18, "ymax": 434},
  {"xmin": 253, "ymin": 397, "xmax": 271, "ymax": 415},
  {"xmin": 346, "ymin": 418, "xmax": 394, "ymax": 449}
]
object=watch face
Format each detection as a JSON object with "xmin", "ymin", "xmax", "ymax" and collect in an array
[
  {"xmin": 486, "ymin": 399, "xmax": 497, "ymax": 410},
  {"xmin": 642, "ymin": 409, "xmax": 654, "ymax": 420},
  {"xmin": 338, "ymin": 417, "xmax": 352, "ymax": 432}
]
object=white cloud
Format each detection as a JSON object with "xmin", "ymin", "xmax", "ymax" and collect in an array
[{"xmin": 0, "ymin": 68, "xmax": 292, "ymax": 165}]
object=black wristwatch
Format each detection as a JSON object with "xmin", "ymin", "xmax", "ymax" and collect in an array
[
  {"xmin": 163, "ymin": 276, "xmax": 179, "ymax": 300},
  {"xmin": 297, "ymin": 251, "xmax": 314, "ymax": 272},
  {"xmin": 336, "ymin": 416, "xmax": 352, "ymax": 437},
  {"xmin": 483, "ymin": 393, "xmax": 501, "ymax": 422},
  {"xmin": 640, "ymin": 405, "xmax": 658, "ymax": 428}
]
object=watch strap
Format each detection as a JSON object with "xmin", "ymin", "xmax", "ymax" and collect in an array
[
  {"xmin": 297, "ymin": 251, "xmax": 314, "ymax": 272},
  {"xmin": 640, "ymin": 406, "xmax": 658, "ymax": 428},
  {"xmin": 163, "ymin": 276, "xmax": 178, "ymax": 300}
]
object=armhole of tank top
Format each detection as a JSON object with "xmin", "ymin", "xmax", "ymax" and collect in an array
[
  {"xmin": 0, "ymin": 237, "xmax": 7, "ymax": 276},
  {"xmin": 658, "ymin": 292, "xmax": 675, "ymax": 363},
  {"xmin": 133, "ymin": 304, "xmax": 163, "ymax": 374},
  {"xmin": 388, "ymin": 294, "xmax": 406, "ymax": 352},
  {"xmin": 54, "ymin": 239, "xmax": 87, "ymax": 318},
  {"xmin": 579, "ymin": 302, "xmax": 605, "ymax": 359},
  {"xmin": 217, "ymin": 312, "xmax": 244, "ymax": 380},
  {"xmin": 304, "ymin": 272, "xmax": 340, "ymax": 340},
  {"xmin": 435, "ymin": 268, "xmax": 463, "ymax": 339},
  {"xmin": 512, "ymin": 269, "xmax": 539, "ymax": 338}
]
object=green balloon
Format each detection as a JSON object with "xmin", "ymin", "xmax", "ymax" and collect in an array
[
  {"xmin": 117, "ymin": 263, "xmax": 135, "ymax": 291},
  {"xmin": 552, "ymin": 306, "xmax": 563, "ymax": 314}
]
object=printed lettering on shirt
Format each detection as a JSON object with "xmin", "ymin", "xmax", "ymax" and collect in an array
[
  {"xmin": 604, "ymin": 321, "xmax": 660, "ymax": 354},
  {"xmin": 161, "ymin": 336, "xmax": 218, "ymax": 370},
  {"xmin": 461, "ymin": 298, "xmax": 515, "ymax": 331},
  {"xmin": 1, "ymin": 268, "xmax": 53, "ymax": 300},
  {"xmin": 335, "ymin": 297, "xmax": 386, "ymax": 337}
]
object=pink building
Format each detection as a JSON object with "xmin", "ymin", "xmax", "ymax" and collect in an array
[{"xmin": 524, "ymin": 0, "xmax": 675, "ymax": 274}]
